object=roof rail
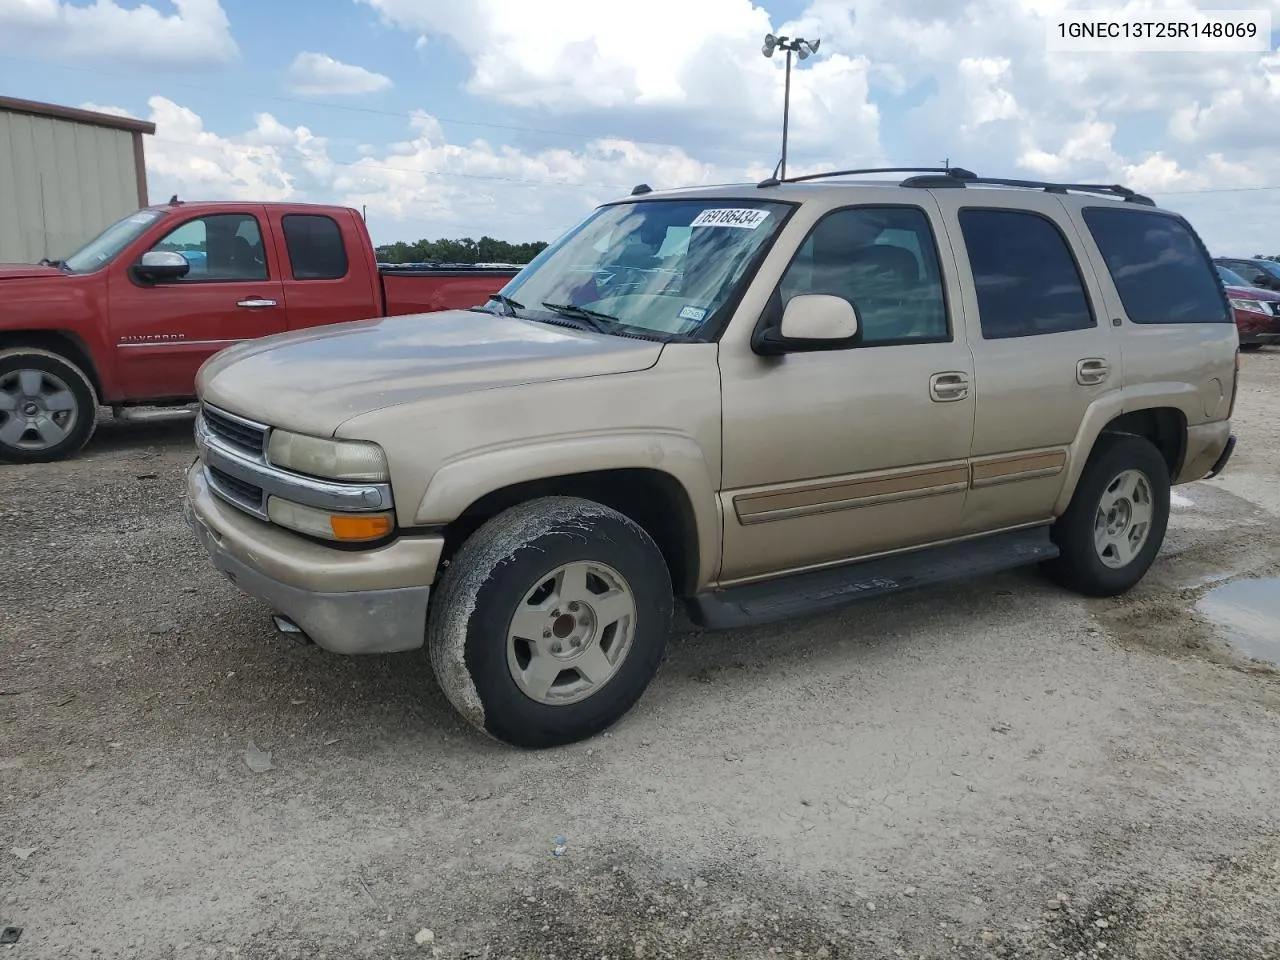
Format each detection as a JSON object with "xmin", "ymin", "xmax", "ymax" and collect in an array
[
  {"xmin": 899, "ymin": 171, "xmax": 1155, "ymax": 205},
  {"xmin": 757, "ymin": 166, "xmax": 976, "ymax": 188}
]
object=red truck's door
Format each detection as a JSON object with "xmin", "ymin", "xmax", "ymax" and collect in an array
[
  {"xmin": 268, "ymin": 209, "xmax": 382, "ymax": 330},
  {"xmin": 110, "ymin": 207, "xmax": 288, "ymax": 401}
]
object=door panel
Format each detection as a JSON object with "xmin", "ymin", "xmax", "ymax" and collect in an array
[
  {"xmin": 717, "ymin": 199, "xmax": 976, "ymax": 584},
  {"xmin": 930, "ymin": 192, "xmax": 1121, "ymax": 533},
  {"xmin": 273, "ymin": 210, "xmax": 382, "ymax": 330},
  {"xmin": 110, "ymin": 209, "xmax": 287, "ymax": 400}
]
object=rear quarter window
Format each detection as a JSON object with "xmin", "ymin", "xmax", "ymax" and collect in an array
[{"xmin": 1081, "ymin": 207, "xmax": 1230, "ymax": 324}]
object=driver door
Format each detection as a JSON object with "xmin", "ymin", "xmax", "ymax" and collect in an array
[
  {"xmin": 109, "ymin": 208, "xmax": 287, "ymax": 400},
  {"xmin": 716, "ymin": 200, "xmax": 977, "ymax": 582}
]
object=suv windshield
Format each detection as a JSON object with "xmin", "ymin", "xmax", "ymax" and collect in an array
[
  {"xmin": 1217, "ymin": 265, "xmax": 1249, "ymax": 287},
  {"xmin": 494, "ymin": 199, "xmax": 791, "ymax": 340},
  {"xmin": 62, "ymin": 209, "xmax": 166, "ymax": 274}
]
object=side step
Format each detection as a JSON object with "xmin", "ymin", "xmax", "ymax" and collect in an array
[
  {"xmin": 688, "ymin": 526, "xmax": 1059, "ymax": 630},
  {"xmin": 112, "ymin": 403, "xmax": 199, "ymax": 422}
]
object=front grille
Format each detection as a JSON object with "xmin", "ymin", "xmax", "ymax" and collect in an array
[
  {"xmin": 202, "ymin": 405, "xmax": 266, "ymax": 456},
  {"xmin": 208, "ymin": 465, "xmax": 264, "ymax": 511}
]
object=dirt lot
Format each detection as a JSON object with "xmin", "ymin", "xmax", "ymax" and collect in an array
[{"xmin": 3, "ymin": 352, "xmax": 1280, "ymax": 960}]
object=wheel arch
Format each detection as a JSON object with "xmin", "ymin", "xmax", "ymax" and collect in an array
[
  {"xmin": 0, "ymin": 330, "xmax": 104, "ymax": 402},
  {"xmin": 1054, "ymin": 394, "xmax": 1192, "ymax": 515},
  {"xmin": 429, "ymin": 465, "xmax": 710, "ymax": 599}
]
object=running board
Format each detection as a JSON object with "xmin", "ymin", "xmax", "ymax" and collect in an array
[
  {"xmin": 688, "ymin": 527, "xmax": 1059, "ymax": 630},
  {"xmin": 112, "ymin": 404, "xmax": 199, "ymax": 422}
]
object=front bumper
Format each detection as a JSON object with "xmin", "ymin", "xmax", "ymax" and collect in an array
[{"xmin": 184, "ymin": 463, "xmax": 441, "ymax": 654}]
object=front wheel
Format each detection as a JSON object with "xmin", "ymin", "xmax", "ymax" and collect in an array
[
  {"xmin": 0, "ymin": 349, "xmax": 98, "ymax": 464},
  {"xmin": 1041, "ymin": 434, "xmax": 1171, "ymax": 597},
  {"xmin": 426, "ymin": 496, "xmax": 673, "ymax": 748}
]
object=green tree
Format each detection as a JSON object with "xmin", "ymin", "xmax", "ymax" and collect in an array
[{"xmin": 375, "ymin": 236, "xmax": 548, "ymax": 265}]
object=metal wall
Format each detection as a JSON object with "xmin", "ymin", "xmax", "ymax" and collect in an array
[{"xmin": 0, "ymin": 111, "xmax": 142, "ymax": 263}]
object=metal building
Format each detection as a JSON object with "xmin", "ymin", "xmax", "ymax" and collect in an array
[{"xmin": 0, "ymin": 96, "xmax": 156, "ymax": 264}]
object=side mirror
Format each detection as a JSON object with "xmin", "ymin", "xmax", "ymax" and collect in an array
[
  {"xmin": 752, "ymin": 294, "xmax": 860, "ymax": 355},
  {"xmin": 132, "ymin": 250, "xmax": 190, "ymax": 283}
]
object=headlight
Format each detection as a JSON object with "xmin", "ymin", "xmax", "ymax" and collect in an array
[
  {"xmin": 267, "ymin": 497, "xmax": 394, "ymax": 542},
  {"xmin": 1229, "ymin": 297, "xmax": 1267, "ymax": 315},
  {"xmin": 266, "ymin": 430, "xmax": 389, "ymax": 482}
]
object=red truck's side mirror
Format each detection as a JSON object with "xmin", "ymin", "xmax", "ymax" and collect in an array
[{"xmin": 133, "ymin": 250, "xmax": 190, "ymax": 284}]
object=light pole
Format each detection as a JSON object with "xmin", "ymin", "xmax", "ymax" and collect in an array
[{"xmin": 762, "ymin": 33, "xmax": 820, "ymax": 180}]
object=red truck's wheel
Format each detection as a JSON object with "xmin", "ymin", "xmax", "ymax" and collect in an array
[
  {"xmin": 0, "ymin": 349, "xmax": 99, "ymax": 464},
  {"xmin": 426, "ymin": 496, "xmax": 673, "ymax": 749}
]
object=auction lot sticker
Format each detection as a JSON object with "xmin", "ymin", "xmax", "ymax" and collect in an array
[{"xmin": 691, "ymin": 208, "xmax": 771, "ymax": 229}]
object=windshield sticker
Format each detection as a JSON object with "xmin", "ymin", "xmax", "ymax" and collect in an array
[
  {"xmin": 678, "ymin": 305, "xmax": 708, "ymax": 324},
  {"xmin": 690, "ymin": 208, "xmax": 771, "ymax": 229}
]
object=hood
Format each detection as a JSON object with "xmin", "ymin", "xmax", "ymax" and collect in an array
[
  {"xmin": 1224, "ymin": 282, "xmax": 1280, "ymax": 302},
  {"xmin": 0, "ymin": 263, "xmax": 64, "ymax": 280},
  {"xmin": 197, "ymin": 309, "xmax": 665, "ymax": 437}
]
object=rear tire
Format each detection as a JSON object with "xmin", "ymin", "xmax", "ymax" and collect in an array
[
  {"xmin": 426, "ymin": 496, "xmax": 673, "ymax": 748},
  {"xmin": 0, "ymin": 348, "xmax": 98, "ymax": 464},
  {"xmin": 1041, "ymin": 434, "xmax": 1170, "ymax": 597},
  {"xmin": 1239, "ymin": 343, "xmax": 1263, "ymax": 352}
]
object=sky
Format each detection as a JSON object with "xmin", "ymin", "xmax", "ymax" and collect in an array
[{"xmin": 1, "ymin": 0, "xmax": 1279, "ymax": 254}]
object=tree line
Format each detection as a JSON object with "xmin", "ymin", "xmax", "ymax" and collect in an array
[{"xmin": 375, "ymin": 236, "xmax": 548, "ymax": 265}]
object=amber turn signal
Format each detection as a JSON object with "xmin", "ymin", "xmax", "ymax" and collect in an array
[{"xmin": 329, "ymin": 513, "xmax": 394, "ymax": 541}]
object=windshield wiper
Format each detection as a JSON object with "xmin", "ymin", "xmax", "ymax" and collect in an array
[
  {"xmin": 540, "ymin": 301, "xmax": 619, "ymax": 333},
  {"xmin": 39, "ymin": 258, "xmax": 66, "ymax": 269},
  {"xmin": 483, "ymin": 293, "xmax": 525, "ymax": 317}
]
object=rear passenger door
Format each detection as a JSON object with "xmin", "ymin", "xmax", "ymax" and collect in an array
[
  {"xmin": 931, "ymin": 191, "xmax": 1121, "ymax": 534},
  {"xmin": 273, "ymin": 211, "xmax": 382, "ymax": 330}
]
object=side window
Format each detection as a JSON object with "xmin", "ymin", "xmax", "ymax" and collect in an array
[
  {"xmin": 958, "ymin": 209, "xmax": 1094, "ymax": 339},
  {"xmin": 777, "ymin": 206, "xmax": 950, "ymax": 344},
  {"xmin": 149, "ymin": 214, "xmax": 267, "ymax": 282},
  {"xmin": 1082, "ymin": 208, "xmax": 1230, "ymax": 324},
  {"xmin": 281, "ymin": 214, "xmax": 349, "ymax": 280}
]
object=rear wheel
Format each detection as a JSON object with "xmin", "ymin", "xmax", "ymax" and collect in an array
[
  {"xmin": 426, "ymin": 496, "xmax": 673, "ymax": 748},
  {"xmin": 0, "ymin": 349, "xmax": 98, "ymax": 464},
  {"xmin": 1041, "ymin": 434, "xmax": 1170, "ymax": 597}
]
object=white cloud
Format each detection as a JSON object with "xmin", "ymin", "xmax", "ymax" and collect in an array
[
  {"xmin": 357, "ymin": 0, "xmax": 883, "ymax": 162},
  {"xmin": 285, "ymin": 52, "xmax": 393, "ymax": 96},
  {"xmin": 331, "ymin": 111, "xmax": 726, "ymax": 240},
  {"xmin": 0, "ymin": 0, "xmax": 236, "ymax": 69},
  {"xmin": 84, "ymin": 97, "xmax": 330, "ymax": 202}
]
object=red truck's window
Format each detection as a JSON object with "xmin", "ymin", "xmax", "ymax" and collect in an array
[
  {"xmin": 281, "ymin": 214, "xmax": 348, "ymax": 281},
  {"xmin": 149, "ymin": 213, "xmax": 268, "ymax": 282}
]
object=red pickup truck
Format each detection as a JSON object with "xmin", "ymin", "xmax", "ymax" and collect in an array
[{"xmin": 0, "ymin": 200, "xmax": 520, "ymax": 463}]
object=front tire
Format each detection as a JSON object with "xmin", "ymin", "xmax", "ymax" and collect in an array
[
  {"xmin": 1041, "ymin": 434, "xmax": 1171, "ymax": 597},
  {"xmin": 0, "ymin": 348, "xmax": 98, "ymax": 464},
  {"xmin": 426, "ymin": 496, "xmax": 673, "ymax": 748}
]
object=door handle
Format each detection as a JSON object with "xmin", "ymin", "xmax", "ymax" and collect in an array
[
  {"xmin": 237, "ymin": 298, "xmax": 278, "ymax": 309},
  {"xmin": 929, "ymin": 371, "xmax": 970, "ymax": 402},
  {"xmin": 1077, "ymin": 358, "xmax": 1110, "ymax": 385}
]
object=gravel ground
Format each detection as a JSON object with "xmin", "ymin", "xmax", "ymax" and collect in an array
[{"xmin": 3, "ymin": 351, "xmax": 1280, "ymax": 960}]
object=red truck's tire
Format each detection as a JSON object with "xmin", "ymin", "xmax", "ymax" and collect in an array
[
  {"xmin": 0, "ymin": 348, "xmax": 99, "ymax": 464},
  {"xmin": 426, "ymin": 496, "xmax": 673, "ymax": 749}
]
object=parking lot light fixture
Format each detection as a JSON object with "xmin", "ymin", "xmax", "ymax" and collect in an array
[{"xmin": 762, "ymin": 34, "xmax": 820, "ymax": 180}]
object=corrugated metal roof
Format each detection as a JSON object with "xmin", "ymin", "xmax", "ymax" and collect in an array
[{"xmin": 0, "ymin": 96, "xmax": 155, "ymax": 135}]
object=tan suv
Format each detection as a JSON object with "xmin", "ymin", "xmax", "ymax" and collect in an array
[{"xmin": 183, "ymin": 167, "xmax": 1240, "ymax": 748}]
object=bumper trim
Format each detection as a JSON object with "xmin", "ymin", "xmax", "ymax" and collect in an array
[
  {"xmin": 184, "ymin": 495, "xmax": 430, "ymax": 655},
  {"xmin": 1205, "ymin": 433, "xmax": 1237, "ymax": 480}
]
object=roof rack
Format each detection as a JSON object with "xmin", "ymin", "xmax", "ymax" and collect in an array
[
  {"xmin": 757, "ymin": 166, "xmax": 976, "ymax": 188},
  {"xmin": 898, "ymin": 171, "xmax": 1155, "ymax": 205},
  {"xmin": 755, "ymin": 164, "xmax": 1154, "ymax": 205}
]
